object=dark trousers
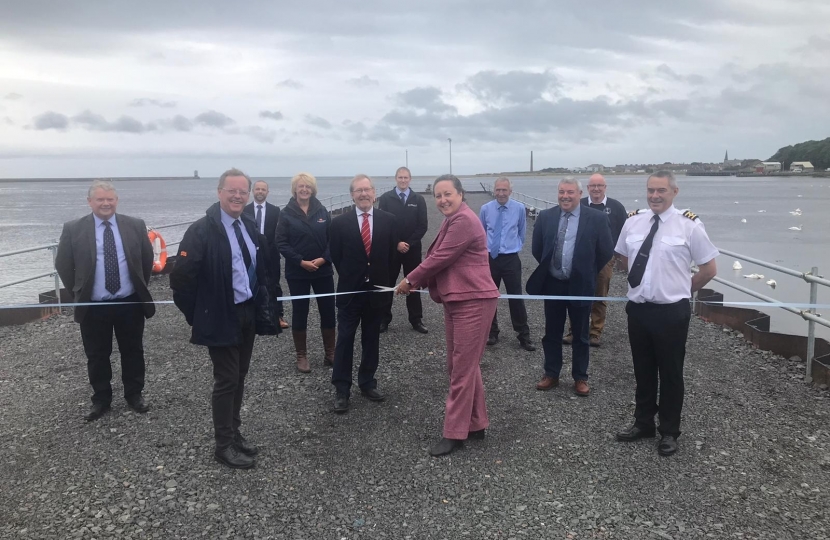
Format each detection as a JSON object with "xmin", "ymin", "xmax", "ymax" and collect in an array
[
  {"xmin": 383, "ymin": 247, "xmax": 423, "ymax": 325},
  {"xmin": 332, "ymin": 292, "xmax": 382, "ymax": 396},
  {"xmin": 79, "ymin": 294, "xmax": 146, "ymax": 405},
  {"xmin": 541, "ymin": 277, "xmax": 591, "ymax": 381},
  {"xmin": 487, "ymin": 253, "xmax": 530, "ymax": 342},
  {"xmin": 207, "ymin": 301, "xmax": 256, "ymax": 450},
  {"xmin": 626, "ymin": 299, "xmax": 691, "ymax": 438},
  {"xmin": 286, "ymin": 275, "xmax": 336, "ymax": 331}
]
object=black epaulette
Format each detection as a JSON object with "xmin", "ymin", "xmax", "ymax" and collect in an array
[
  {"xmin": 627, "ymin": 209, "xmax": 640, "ymax": 218},
  {"xmin": 682, "ymin": 210, "xmax": 699, "ymax": 221}
]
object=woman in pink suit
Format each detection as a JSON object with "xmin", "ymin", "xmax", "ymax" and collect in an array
[{"xmin": 397, "ymin": 174, "xmax": 500, "ymax": 457}]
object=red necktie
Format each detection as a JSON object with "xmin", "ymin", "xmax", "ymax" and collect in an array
[{"xmin": 361, "ymin": 212, "xmax": 371, "ymax": 257}]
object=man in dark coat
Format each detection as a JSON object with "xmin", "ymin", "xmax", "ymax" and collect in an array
[
  {"xmin": 377, "ymin": 166, "xmax": 428, "ymax": 334},
  {"xmin": 55, "ymin": 179, "xmax": 155, "ymax": 422},
  {"xmin": 526, "ymin": 177, "xmax": 613, "ymax": 397},
  {"xmin": 171, "ymin": 168, "xmax": 278, "ymax": 469},
  {"xmin": 329, "ymin": 174, "xmax": 397, "ymax": 413},
  {"xmin": 243, "ymin": 179, "xmax": 288, "ymax": 329}
]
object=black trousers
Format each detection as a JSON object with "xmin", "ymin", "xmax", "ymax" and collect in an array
[
  {"xmin": 383, "ymin": 247, "xmax": 423, "ymax": 325},
  {"xmin": 541, "ymin": 277, "xmax": 591, "ymax": 381},
  {"xmin": 626, "ymin": 299, "xmax": 691, "ymax": 438},
  {"xmin": 79, "ymin": 294, "xmax": 146, "ymax": 405},
  {"xmin": 488, "ymin": 253, "xmax": 530, "ymax": 342},
  {"xmin": 207, "ymin": 301, "xmax": 256, "ymax": 450},
  {"xmin": 332, "ymin": 291, "xmax": 382, "ymax": 396},
  {"xmin": 286, "ymin": 275, "xmax": 336, "ymax": 331}
]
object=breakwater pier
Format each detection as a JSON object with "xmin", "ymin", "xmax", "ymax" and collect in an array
[{"xmin": 2, "ymin": 194, "xmax": 829, "ymax": 539}]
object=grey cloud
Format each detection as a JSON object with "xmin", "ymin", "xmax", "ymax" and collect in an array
[
  {"xmin": 194, "ymin": 110, "xmax": 235, "ymax": 128},
  {"xmin": 71, "ymin": 110, "xmax": 155, "ymax": 133},
  {"xmin": 305, "ymin": 115, "xmax": 332, "ymax": 129},
  {"xmin": 277, "ymin": 79, "xmax": 304, "ymax": 90},
  {"xmin": 242, "ymin": 126, "xmax": 277, "ymax": 143},
  {"xmin": 168, "ymin": 115, "xmax": 194, "ymax": 131},
  {"xmin": 32, "ymin": 111, "xmax": 69, "ymax": 130},
  {"xmin": 129, "ymin": 98, "xmax": 177, "ymax": 108},
  {"xmin": 654, "ymin": 64, "xmax": 706, "ymax": 85},
  {"xmin": 461, "ymin": 70, "xmax": 561, "ymax": 105},
  {"xmin": 397, "ymin": 87, "xmax": 456, "ymax": 114},
  {"xmin": 4, "ymin": 92, "xmax": 23, "ymax": 100},
  {"xmin": 259, "ymin": 110, "xmax": 284, "ymax": 121},
  {"xmin": 347, "ymin": 75, "xmax": 379, "ymax": 87}
]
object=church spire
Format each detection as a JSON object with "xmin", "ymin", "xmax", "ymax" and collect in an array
[{"xmin": 724, "ymin": 150, "xmax": 729, "ymax": 163}]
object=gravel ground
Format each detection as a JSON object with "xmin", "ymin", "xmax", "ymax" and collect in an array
[{"xmin": 2, "ymin": 193, "xmax": 830, "ymax": 539}]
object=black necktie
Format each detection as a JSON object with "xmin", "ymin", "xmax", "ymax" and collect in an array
[
  {"xmin": 233, "ymin": 220, "xmax": 256, "ymax": 290},
  {"xmin": 256, "ymin": 205, "xmax": 263, "ymax": 232},
  {"xmin": 627, "ymin": 216, "xmax": 660, "ymax": 288},
  {"xmin": 103, "ymin": 220, "xmax": 121, "ymax": 294}
]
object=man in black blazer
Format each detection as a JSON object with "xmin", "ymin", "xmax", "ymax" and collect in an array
[
  {"xmin": 377, "ymin": 166, "xmax": 428, "ymax": 334},
  {"xmin": 329, "ymin": 174, "xmax": 397, "ymax": 413},
  {"xmin": 243, "ymin": 180, "xmax": 287, "ymax": 329},
  {"xmin": 55, "ymin": 180, "xmax": 155, "ymax": 421},
  {"xmin": 526, "ymin": 177, "xmax": 613, "ymax": 397}
]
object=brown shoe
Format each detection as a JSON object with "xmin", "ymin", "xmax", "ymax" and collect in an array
[
  {"xmin": 562, "ymin": 334, "xmax": 573, "ymax": 345},
  {"xmin": 321, "ymin": 327, "xmax": 336, "ymax": 366},
  {"xmin": 536, "ymin": 376, "xmax": 559, "ymax": 391},
  {"xmin": 574, "ymin": 380, "xmax": 590, "ymax": 396},
  {"xmin": 292, "ymin": 330, "xmax": 310, "ymax": 373},
  {"xmin": 279, "ymin": 317, "xmax": 289, "ymax": 329},
  {"xmin": 589, "ymin": 336, "xmax": 600, "ymax": 347}
]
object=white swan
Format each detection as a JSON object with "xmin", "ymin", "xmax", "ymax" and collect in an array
[
  {"xmin": 743, "ymin": 273, "xmax": 764, "ymax": 279},
  {"xmin": 740, "ymin": 218, "xmax": 747, "ymax": 223},
  {"xmin": 789, "ymin": 225, "xmax": 803, "ymax": 231},
  {"xmin": 732, "ymin": 261, "xmax": 743, "ymax": 270},
  {"xmin": 766, "ymin": 279, "xmax": 777, "ymax": 289}
]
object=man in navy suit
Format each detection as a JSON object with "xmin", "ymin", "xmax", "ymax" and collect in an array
[
  {"xmin": 526, "ymin": 177, "xmax": 613, "ymax": 397},
  {"xmin": 329, "ymin": 174, "xmax": 397, "ymax": 413},
  {"xmin": 243, "ymin": 180, "xmax": 287, "ymax": 329}
]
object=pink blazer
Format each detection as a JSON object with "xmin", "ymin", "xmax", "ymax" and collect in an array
[{"xmin": 407, "ymin": 202, "xmax": 499, "ymax": 303}]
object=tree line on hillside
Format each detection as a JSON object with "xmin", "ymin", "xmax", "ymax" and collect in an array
[{"xmin": 769, "ymin": 137, "xmax": 830, "ymax": 170}]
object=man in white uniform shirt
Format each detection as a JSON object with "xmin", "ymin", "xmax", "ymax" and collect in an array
[{"xmin": 614, "ymin": 171, "xmax": 718, "ymax": 456}]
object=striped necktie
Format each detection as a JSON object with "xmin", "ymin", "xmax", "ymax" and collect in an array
[{"xmin": 361, "ymin": 212, "xmax": 371, "ymax": 257}]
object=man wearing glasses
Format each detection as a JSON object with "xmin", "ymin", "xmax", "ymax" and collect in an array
[
  {"xmin": 171, "ymin": 168, "xmax": 278, "ymax": 469},
  {"xmin": 563, "ymin": 173, "xmax": 627, "ymax": 347}
]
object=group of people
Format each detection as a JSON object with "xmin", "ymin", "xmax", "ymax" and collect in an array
[{"xmin": 54, "ymin": 168, "xmax": 718, "ymax": 468}]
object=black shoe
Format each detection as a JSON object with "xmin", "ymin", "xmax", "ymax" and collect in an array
[
  {"xmin": 361, "ymin": 388, "xmax": 385, "ymax": 402},
  {"xmin": 412, "ymin": 322, "xmax": 429, "ymax": 334},
  {"xmin": 658, "ymin": 435, "xmax": 678, "ymax": 456},
  {"xmin": 214, "ymin": 445, "xmax": 255, "ymax": 469},
  {"xmin": 126, "ymin": 395, "xmax": 150, "ymax": 414},
  {"xmin": 333, "ymin": 394, "xmax": 350, "ymax": 413},
  {"xmin": 234, "ymin": 433, "xmax": 259, "ymax": 456},
  {"xmin": 379, "ymin": 322, "xmax": 389, "ymax": 334},
  {"xmin": 84, "ymin": 402, "xmax": 110, "ymax": 422},
  {"xmin": 615, "ymin": 424, "xmax": 657, "ymax": 442},
  {"xmin": 486, "ymin": 335, "xmax": 498, "ymax": 346},
  {"xmin": 429, "ymin": 437, "xmax": 463, "ymax": 457},
  {"xmin": 519, "ymin": 340, "xmax": 536, "ymax": 352},
  {"xmin": 468, "ymin": 429, "xmax": 486, "ymax": 440}
]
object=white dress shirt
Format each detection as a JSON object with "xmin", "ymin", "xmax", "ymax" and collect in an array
[
  {"xmin": 91, "ymin": 214, "xmax": 136, "ymax": 301},
  {"xmin": 355, "ymin": 206, "xmax": 374, "ymax": 238},
  {"xmin": 615, "ymin": 205, "xmax": 719, "ymax": 304},
  {"xmin": 254, "ymin": 203, "xmax": 267, "ymax": 235}
]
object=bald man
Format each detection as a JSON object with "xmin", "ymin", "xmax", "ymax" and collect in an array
[{"xmin": 564, "ymin": 174, "xmax": 626, "ymax": 347}]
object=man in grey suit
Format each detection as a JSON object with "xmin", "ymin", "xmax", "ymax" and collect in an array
[{"xmin": 56, "ymin": 180, "xmax": 155, "ymax": 421}]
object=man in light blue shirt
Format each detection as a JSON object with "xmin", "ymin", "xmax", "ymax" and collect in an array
[{"xmin": 479, "ymin": 177, "xmax": 535, "ymax": 351}]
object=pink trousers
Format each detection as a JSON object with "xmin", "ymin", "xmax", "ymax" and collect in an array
[{"xmin": 442, "ymin": 297, "xmax": 498, "ymax": 439}]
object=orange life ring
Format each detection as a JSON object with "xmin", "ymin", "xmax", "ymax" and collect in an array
[{"xmin": 147, "ymin": 229, "xmax": 167, "ymax": 273}]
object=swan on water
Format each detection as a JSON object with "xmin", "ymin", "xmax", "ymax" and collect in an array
[
  {"xmin": 732, "ymin": 261, "xmax": 743, "ymax": 270},
  {"xmin": 789, "ymin": 225, "xmax": 803, "ymax": 231},
  {"xmin": 740, "ymin": 218, "xmax": 747, "ymax": 223},
  {"xmin": 766, "ymin": 279, "xmax": 777, "ymax": 289},
  {"xmin": 743, "ymin": 273, "xmax": 764, "ymax": 279}
]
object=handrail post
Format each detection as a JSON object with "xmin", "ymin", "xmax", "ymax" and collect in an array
[
  {"xmin": 806, "ymin": 266, "xmax": 818, "ymax": 383},
  {"xmin": 50, "ymin": 245, "xmax": 61, "ymax": 307}
]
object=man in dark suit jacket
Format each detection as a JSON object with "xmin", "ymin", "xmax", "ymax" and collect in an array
[
  {"xmin": 526, "ymin": 177, "xmax": 613, "ymax": 397},
  {"xmin": 55, "ymin": 180, "xmax": 155, "ymax": 421},
  {"xmin": 243, "ymin": 180, "xmax": 287, "ymax": 329},
  {"xmin": 377, "ymin": 166, "xmax": 428, "ymax": 334},
  {"xmin": 329, "ymin": 174, "xmax": 397, "ymax": 413}
]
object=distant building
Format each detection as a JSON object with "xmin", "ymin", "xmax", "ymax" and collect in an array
[
  {"xmin": 586, "ymin": 163, "xmax": 605, "ymax": 172},
  {"xmin": 790, "ymin": 161, "xmax": 814, "ymax": 173},
  {"xmin": 760, "ymin": 161, "xmax": 782, "ymax": 173}
]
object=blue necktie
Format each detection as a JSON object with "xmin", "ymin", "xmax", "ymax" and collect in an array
[
  {"xmin": 103, "ymin": 221, "xmax": 120, "ymax": 294},
  {"xmin": 233, "ymin": 220, "xmax": 257, "ymax": 291},
  {"xmin": 490, "ymin": 205, "xmax": 505, "ymax": 257},
  {"xmin": 399, "ymin": 191, "xmax": 406, "ymax": 204}
]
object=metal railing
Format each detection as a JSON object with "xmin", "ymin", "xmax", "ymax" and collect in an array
[
  {"xmin": 702, "ymin": 248, "xmax": 829, "ymax": 383},
  {"xmin": 480, "ymin": 183, "xmax": 558, "ymax": 214},
  {"xmin": 0, "ymin": 193, "xmax": 390, "ymax": 303}
]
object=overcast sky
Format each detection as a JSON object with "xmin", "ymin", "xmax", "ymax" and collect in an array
[{"xmin": 1, "ymin": 0, "xmax": 829, "ymax": 178}]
